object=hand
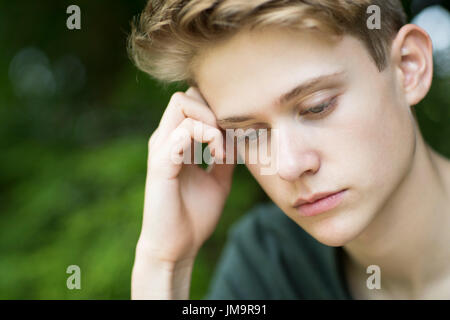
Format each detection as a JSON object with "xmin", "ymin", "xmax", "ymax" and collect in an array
[{"xmin": 137, "ymin": 87, "xmax": 236, "ymax": 263}]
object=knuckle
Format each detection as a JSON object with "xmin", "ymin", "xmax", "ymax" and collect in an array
[
  {"xmin": 169, "ymin": 91, "xmax": 185, "ymax": 108},
  {"xmin": 148, "ymin": 129, "xmax": 159, "ymax": 149},
  {"xmin": 185, "ymin": 87, "xmax": 195, "ymax": 96},
  {"xmin": 181, "ymin": 117, "xmax": 194, "ymax": 127},
  {"xmin": 172, "ymin": 126, "xmax": 190, "ymax": 142},
  {"xmin": 208, "ymin": 126, "xmax": 222, "ymax": 141}
]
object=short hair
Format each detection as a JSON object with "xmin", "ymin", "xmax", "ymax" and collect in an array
[{"xmin": 128, "ymin": 0, "xmax": 407, "ymax": 86}]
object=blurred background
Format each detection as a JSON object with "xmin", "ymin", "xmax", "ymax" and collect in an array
[{"xmin": 0, "ymin": 0, "xmax": 448, "ymax": 299}]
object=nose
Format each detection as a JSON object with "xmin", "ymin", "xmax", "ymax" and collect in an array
[{"xmin": 275, "ymin": 123, "xmax": 321, "ymax": 182}]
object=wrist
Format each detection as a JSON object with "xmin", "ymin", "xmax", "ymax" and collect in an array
[
  {"xmin": 135, "ymin": 237, "xmax": 199, "ymax": 265},
  {"xmin": 132, "ymin": 240, "xmax": 197, "ymax": 300},
  {"xmin": 132, "ymin": 252, "xmax": 195, "ymax": 299}
]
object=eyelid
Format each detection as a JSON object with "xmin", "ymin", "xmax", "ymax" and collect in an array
[
  {"xmin": 298, "ymin": 89, "xmax": 340, "ymax": 108},
  {"xmin": 239, "ymin": 123, "xmax": 270, "ymax": 132},
  {"xmin": 297, "ymin": 95, "xmax": 339, "ymax": 118}
]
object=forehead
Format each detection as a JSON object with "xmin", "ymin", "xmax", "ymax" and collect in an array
[{"xmin": 194, "ymin": 27, "xmax": 371, "ymax": 118}]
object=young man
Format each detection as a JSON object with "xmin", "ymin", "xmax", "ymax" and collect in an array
[{"xmin": 128, "ymin": 0, "xmax": 450, "ymax": 299}]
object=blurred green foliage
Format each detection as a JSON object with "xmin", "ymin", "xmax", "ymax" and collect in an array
[{"xmin": 0, "ymin": 1, "xmax": 448, "ymax": 299}]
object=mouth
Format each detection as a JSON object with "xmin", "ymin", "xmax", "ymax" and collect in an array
[{"xmin": 293, "ymin": 189, "xmax": 348, "ymax": 217}]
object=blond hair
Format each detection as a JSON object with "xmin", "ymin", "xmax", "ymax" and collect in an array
[{"xmin": 128, "ymin": 0, "xmax": 407, "ymax": 86}]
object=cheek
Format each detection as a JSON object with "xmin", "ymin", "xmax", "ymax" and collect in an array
[
  {"xmin": 334, "ymin": 89, "xmax": 416, "ymax": 196},
  {"xmin": 246, "ymin": 162, "xmax": 283, "ymax": 198}
]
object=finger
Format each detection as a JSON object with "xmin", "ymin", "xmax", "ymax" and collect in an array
[
  {"xmin": 185, "ymin": 87, "xmax": 207, "ymax": 104},
  {"xmin": 156, "ymin": 91, "xmax": 217, "ymax": 142},
  {"xmin": 172, "ymin": 118, "xmax": 224, "ymax": 161},
  {"xmin": 148, "ymin": 118, "xmax": 227, "ymax": 180},
  {"xmin": 157, "ymin": 118, "xmax": 224, "ymax": 171},
  {"xmin": 148, "ymin": 128, "xmax": 160, "ymax": 152},
  {"xmin": 206, "ymin": 128, "xmax": 237, "ymax": 189},
  {"xmin": 222, "ymin": 129, "xmax": 239, "ymax": 164}
]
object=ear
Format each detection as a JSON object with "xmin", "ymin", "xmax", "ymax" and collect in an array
[{"xmin": 390, "ymin": 24, "xmax": 433, "ymax": 106}]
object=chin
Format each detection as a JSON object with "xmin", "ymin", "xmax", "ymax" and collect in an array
[{"xmin": 298, "ymin": 206, "xmax": 374, "ymax": 247}]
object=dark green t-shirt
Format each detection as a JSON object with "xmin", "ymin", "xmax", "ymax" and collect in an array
[{"xmin": 204, "ymin": 202, "xmax": 353, "ymax": 299}]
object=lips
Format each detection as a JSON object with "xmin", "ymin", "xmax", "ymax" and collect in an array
[
  {"xmin": 294, "ymin": 189, "xmax": 347, "ymax": 217},
  {"xmin": 293, "ymin": 189, "xmax": 345, "ymax": 207}
]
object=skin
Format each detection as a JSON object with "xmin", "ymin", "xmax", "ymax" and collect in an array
[{"xmin": 132, "ymin": 24, "xmax": 450, "ymax": 299}]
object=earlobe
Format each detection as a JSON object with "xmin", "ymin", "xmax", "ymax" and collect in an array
[{"xmin": 391, "ymin": 24, "xmax": 433, "ymax": 106}]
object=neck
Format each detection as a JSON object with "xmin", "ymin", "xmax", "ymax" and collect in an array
[{"xmin": 342, "ymin": 127, "xmax": 450, "ymax": 298}]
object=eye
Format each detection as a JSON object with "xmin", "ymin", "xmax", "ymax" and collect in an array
[{"xmin": 298, "ymin": 96, "xmax": 339, "ymax": 119}]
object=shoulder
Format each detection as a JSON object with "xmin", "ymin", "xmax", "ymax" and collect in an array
[
  {"xmin": 205, "ymin": 202, "xmax": 334, "ymax": 299},
  {"xmin": 229, "ymin": 202, "xmax": 328, "ymax": 257}
]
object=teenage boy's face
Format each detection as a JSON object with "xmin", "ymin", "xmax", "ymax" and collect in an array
[{"xmin": 194, "ymin": 27, "xmax": 417, "ymax": 246}]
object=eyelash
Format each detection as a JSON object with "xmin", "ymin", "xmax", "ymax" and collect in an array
[
  {"xmin": 236, "ymin": 96, "xmax": 339, "ymax": 142},
  {"xmin": 298, "ymin": 96, "xmax": 339, "ymax": 119}
]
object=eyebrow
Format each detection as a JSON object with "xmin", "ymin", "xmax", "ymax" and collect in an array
[{"xmin": 216, "ymin": 71, "xmax": 345, "ymax": 127}]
